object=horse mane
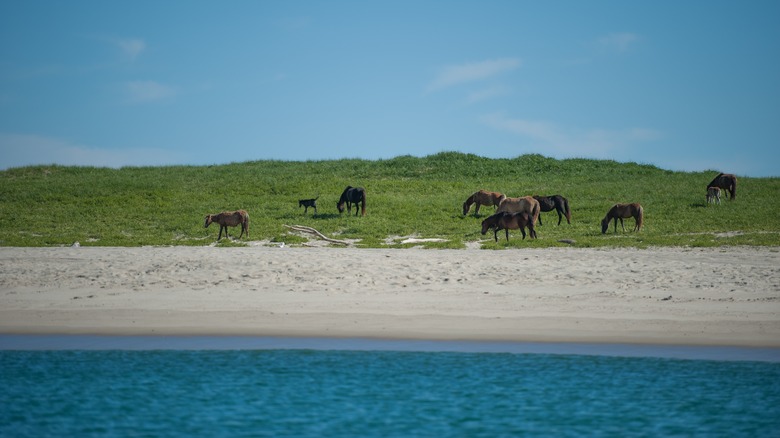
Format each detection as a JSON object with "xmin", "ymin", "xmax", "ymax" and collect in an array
[{"xmin": 707, "ymin": 173, "xmax": 725, "ymax": 188}]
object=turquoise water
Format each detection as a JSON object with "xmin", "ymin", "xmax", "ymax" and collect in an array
[{"xmin": 2, "ymin": 349, "xmax": 779, "ymax": 437}]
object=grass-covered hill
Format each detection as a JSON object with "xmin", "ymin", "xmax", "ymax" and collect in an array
[{"xmin": 1, "ymin": 152, "xmax": 778, "ymax": 248}]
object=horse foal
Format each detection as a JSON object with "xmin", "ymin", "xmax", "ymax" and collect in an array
[
  {"xmin": 204, "ymin": 210, "xmax": 249, "ymax": 240},
  {"xmin": 299, "ymin": 196, "xmax": 319, "ymax": 214},
  {"xmin": 706, "ymin": 187, "xmax": 721, "ymax": 205}
]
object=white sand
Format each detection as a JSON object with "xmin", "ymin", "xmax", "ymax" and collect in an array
[{"xmin": 1, "ymin": 246, "xmax": 778, "ymax": 347}]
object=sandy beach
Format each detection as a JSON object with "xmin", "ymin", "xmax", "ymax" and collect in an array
[{"xmin": 1, "ymin": 246, "xmax": 778, "ymax": 348}]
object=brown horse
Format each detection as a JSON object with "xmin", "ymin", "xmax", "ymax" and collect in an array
[
  {"xmin": 462, "ymin": 190, "xmax": 506, "ymax": 216},
  {"xmin": 707, "ymin": 173, "xmax": 737, "ymax": 200},
  {"xmin": 337, "ymin": 186, "xmax": 366, "ymax": 216},
  {"xmin": 481, "ymin": 211, "xmax": 536, "ymax": 241},
  {"xmin": 533, "ymin": 195, "xmax": 571, "ymax": 226},
  {"xmin": 497, "ymin": 196, "xmax": 541, "ymax": 227},
  {"xmin": 205, "ymin": 210, "xmax": 249, "ymax": 240},
  {"xmin": 601, "ymin": 203, "xmax": 643, "ymax": 234}
]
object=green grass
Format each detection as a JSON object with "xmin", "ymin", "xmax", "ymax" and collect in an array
[{"xmin": 1, "ymin": 152, "xmax": 778, "ymax": 248}]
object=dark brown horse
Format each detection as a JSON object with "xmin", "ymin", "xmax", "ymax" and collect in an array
[
  {"xmin": 601, "ymin": 203, "xmax": 643, "ymax": 234},
  {"xmin": 462, "ymin": 190, "xmax": 505, "ymax": 216},
  {"xmin": 337, "ymin": 186, "xmax": 366, "ymax": 216},
  {"xmin": 481, "ymin": 211, "xmax": 536, "ymax": 242},
  {"xmin": 205, "ymin": 210, "xmax": 249, "ymax": 240},
  {"xmin": 707, "ymin": 173, "xmax": 737, "ymax": 200},
  {"xmin": 533, "ymin": 195, "xmax": 571, "ymax": 226}
]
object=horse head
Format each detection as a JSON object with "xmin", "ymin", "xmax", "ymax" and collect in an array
[
  {"xmin": 600, "ymin": 217, "xmax": 609, "ymax": 234},
  {"xmin": 204, "ymin": 215, "xmax": 214, "ymax": 228},
  {"xmin": 480, "ymin": 216, "xmax": 496, "ymax": 235}
]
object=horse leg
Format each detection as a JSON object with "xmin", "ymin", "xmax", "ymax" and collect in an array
[
  {"xmin": 619, "ymin": 218, "xmax": 626, "ymax": 232},
  {"xmin": 493, "ymin": 229, "xmax": 499, "ymax": 242},
  {"xmin": 520, "ymin": 227, "xmax": 526, "ymax": 240},
  {"xmin": 538, "ymin": 213, "xmax": 543, "ymax": 226},
  {"xmin": 217, "ymin": 225, "xmax": 225, "ymax": 240},
  {"xmin": 505, "ymin": 228, "xmax": 510, "ymax": 241},
  {"xmin": 557, "ymin": 208, "xmax": 563, "ymax": 226},
  {"xmin": 474, "ymin": 203, "xmax": 480, "ymax": 216}
]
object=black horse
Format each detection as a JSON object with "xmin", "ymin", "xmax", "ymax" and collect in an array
[
  {"xmin": 533, "ymin": 195, "xmax": 571, "ymax": 226},
  {"xmin": 337, "ymin": 186, "xmax": 366, "ymax": 216}
]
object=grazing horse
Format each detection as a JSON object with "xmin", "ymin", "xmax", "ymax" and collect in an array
[
  {"xmin": 481, "ymin": 211, "xmax": 536, "ymax": 242},
  {"xmin": 533, "ymin": 195, "xmax": 571, "ymax": 226},
  {"xmin": 706, "ymin": 187, "xmax": 721, "ymax": 205},
  {"xmin": 462, "ymin": 190, "xmax": 506, "ymax": 216},
  {"xmin": 337, "ymin": 186, "xmax": 366, "ymax": 216},
  {"xmin": 707, "ymin": 173, "xmax": 737, "ymax": 200},
  {"xmin": 497, "ymin": 196, "xmax": 541, "ymax": 227},
  {"xmin": 204, "ymin": 210, "xmax": 249, "ymax": 240},
  {"xmin": 601, "ymin": 203, "xmax": 643, "ymax": 234}
]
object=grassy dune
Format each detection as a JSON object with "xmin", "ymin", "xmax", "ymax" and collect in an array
[{"xmin": 1, "ymin": 152, "xmax": 778, "ymax": 248}]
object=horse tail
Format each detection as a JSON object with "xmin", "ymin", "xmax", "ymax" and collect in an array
[
  {"xmin": 563, "ymin": 197, "xmax": 571, "ymax": 224},
  {"xmin": 636, "ymin": 205, "xmax": 644, "ymax": 231},
  {"xmin": 532, "ymin": 200, "xmax": 541, "ymax": 227},
  {"xmin": 730, "ymin": 176, "xmax": 737, "ymax": 200}
]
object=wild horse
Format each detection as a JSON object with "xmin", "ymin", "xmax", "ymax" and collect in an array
[
  {"xmin": 481, "ymin": 211, "xmax": 536, "ymax": 242},
  {"xmin": 533, "ymin": 195, "xmax": 571, "ymax": 226},
  {"xmin": 707, "ymin": 173, "xmax": 737, "ymax": 200},
  {"xmin": 337, "ymin": 186, "xmax": 366, "ymax": 216},
  {"xmin": 462, "ymin": 190, "xmax": 505, "ymax": 216},
  {"xmin": 601, "ymin": 203, "xmax": 643, "ymax": 234},
  {"xmin": 204, "ymin": 210, "xmax": 249, "ymax": 240}
]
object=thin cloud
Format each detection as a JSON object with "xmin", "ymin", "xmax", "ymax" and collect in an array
[
  {"xmin": 124, "ymin": 80, "xmax": 176, "ymax": 103},
  {"xmin": 596, "ymin": 33, "xmax": 638, "ymax": 53},
  {"xmin": 0, "ymin": 133, "xmax": 184, "ymax": 169},
  {"xmin": 116, "ymin": 38, "xmax": 146, "ymax": 60},
  {"xmin": 466, "ymin": 86, "xmax": 512, "ymax": 104},
  {"xmin": 427, "ymin": 58, "xmax": 521, "ymax": 93},
  {"xmin": 480, "ymin": 112, "xmax": 660, "ymax": 157}
]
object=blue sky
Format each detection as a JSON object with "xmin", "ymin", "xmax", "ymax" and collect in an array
[{"xmin": 1, "ymin": 1, "xmax": 778, "ymax": 176}]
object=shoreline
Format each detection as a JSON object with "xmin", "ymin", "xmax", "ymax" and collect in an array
[
  {"xmin": 3, "ymin": 334, "xmax": 780, "ymax": 362},
  {"xmin": 1, "ymin": 246, "xmax": 778, "ymax": 349}
]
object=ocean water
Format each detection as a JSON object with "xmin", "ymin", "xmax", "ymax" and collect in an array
[{"xmin": 2, "ymin": 347, "xmax": 780, "ymax": 437}]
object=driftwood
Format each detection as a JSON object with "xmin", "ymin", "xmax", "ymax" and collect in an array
[{"xmin": 283, "ymin": 225, "xmax": 349, "ymax": 246}]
